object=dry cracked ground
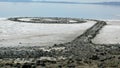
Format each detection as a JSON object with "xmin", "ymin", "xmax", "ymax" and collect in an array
[{"xmin": 0, "ymin": 17, "xmax": 120, "ymax": 68}]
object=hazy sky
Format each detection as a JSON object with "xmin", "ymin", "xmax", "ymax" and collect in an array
[
  {"xmin": 1, "ymin": 0, "xmax": 120, "ymax": 2},
  {"xmin": 32, "ymin": 0, "xmax": 120, "ymax": 2}
]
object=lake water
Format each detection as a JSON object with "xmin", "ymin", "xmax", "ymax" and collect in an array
[{"xmin": 0, "ymin": 2, "xmax": 120, "ymax": 19}]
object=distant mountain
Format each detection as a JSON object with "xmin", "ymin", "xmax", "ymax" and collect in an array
[
  {"xmin": 92, "ymin": 2, "xmax": 120, "ymax": 6},
  {"xmin": 0, "ymin": 0, "xmax": 119, "ymax": 6},
  {"xmin": 35, "ymin": 1, "xmax": 82, "ymax": 4},
  {"xmin": 0, "ymin": 0, "xmax": 31, "ymax": 2},
  {"xmin": 0, "ymin": 0, "xmax": 82, "ymax": 4}
]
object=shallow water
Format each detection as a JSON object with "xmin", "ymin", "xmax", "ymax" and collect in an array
[{"xmin": 0, "ymin": 2, "xmax": 120, "ymax": 19}]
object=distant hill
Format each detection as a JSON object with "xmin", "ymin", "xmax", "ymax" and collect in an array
[
  {"xmin": 92, "ymin": 2, "xmax": 120, "ymax": 6},
  {"xmin": 35, "ymin": 1, "xmax": 82, "ymax": 4},
  {"xmin": 0, "ymin": 0, "xmax": 31, "ymax": 2},
  {"xmin": 0, "ymin": 0, "xmax": 83, "ymax": 4},
  {"xmin": 0, "ymin": 0, "xmax": 119, "ymax": 6}
]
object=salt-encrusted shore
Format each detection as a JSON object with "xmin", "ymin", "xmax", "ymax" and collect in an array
[
  {"xmin": 92, "ymin": 20, "xmax": 120, "ymax": 44},
  {"xmin": 0, "ymin": 18, "xmax": 95, "ymax": 47}
]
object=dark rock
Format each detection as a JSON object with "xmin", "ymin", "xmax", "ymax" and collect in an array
[
  {"xmin": 36, "ymin": 60, "xmax": 46, "ymax": 66},
  {"xmin": 118, "ymin": 56, "xmax": 120, "ymax": 59},
  {"xmin": 58, "ymin": 65, "xmax": 62, "ymax": 68},
  {"xmin": 31, "ymin": 65, "xmax": 36, "ymax": 68},
  {"xmin": 100, "ymin": 52, "xmax": 107, "ymax": 55},
  {"xmin": 67, "ymin": 64, "xmax": 75, "ymax": 68},
  {"xmin": 90, "ymin": 55, "xmax": 99, "ymax": 60},
  {"xmin": 22, "ymin": 63, "xmax": 31, "ymax": 68}
]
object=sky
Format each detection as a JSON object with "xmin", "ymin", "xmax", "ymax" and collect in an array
[
  {"xmin": 0, "ymin": 0, "xmax": 120, "ymax": 2},
  {"xmin": 32, "ymin": 0, "xmax": 120, "ymax": 2}
]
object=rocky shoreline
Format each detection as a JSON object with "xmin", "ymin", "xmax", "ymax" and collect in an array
[
  {"xmin": 8, "ymin": 17, "xmax": 86, "ymax": 24},
  {"xmin": 0, "ymin": 17, "xmax": 120, "ymax": 68}
]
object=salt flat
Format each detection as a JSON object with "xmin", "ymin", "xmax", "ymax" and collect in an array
[
  {"xmin": 92, "ymin": 20, "xmax": 120, "ymax": 44},
  {"xmin": 0, "ymin": 18, "xmax": 96, "ymax": 47}
]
